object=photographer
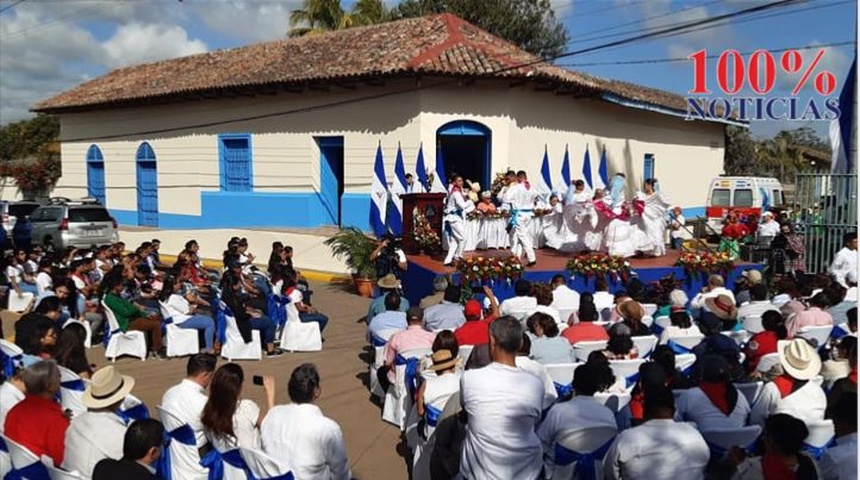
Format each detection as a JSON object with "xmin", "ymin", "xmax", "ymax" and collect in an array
[{"xmin": 370, "ymin": 234, "xmax": 407, "ymax": 280}]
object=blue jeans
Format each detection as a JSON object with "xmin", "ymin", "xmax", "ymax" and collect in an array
[
  {"xmin": 19, "ymin": 283, "xmax": 38, "ymax": 296},
  {"xmin": 300, "ymin": 312, "xmax": 328, "ymax": 332},
  {"xmin": 249, "ymin": 315, "xmax": 275, "ymax": 345},
  {"xmin": 671, "ymin": 237, "xmax": 683, "ymax": 250},
  {"xmin": 179, "ymin": 315, "xmax": 215, "ymax": 350}
]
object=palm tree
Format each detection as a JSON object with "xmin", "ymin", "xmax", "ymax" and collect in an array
[
  {"xmin": 351, "ymin": 0, "xmax": 388, "ymax": 26},
  {"xmin": 288, "ymin": 0, "xmax": 350, "ymax": 37}
]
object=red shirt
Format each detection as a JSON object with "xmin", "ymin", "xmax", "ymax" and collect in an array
[
  {"xmin": 5, "ymin": 395, "xmax": 69, "ymax": 466},
  {"xmin": 455, "ymin": 319, "xmax": 490, "ymax": 346},
  {"xmin": 744, "ymin": 330, "xmax": 779, "ymax": 373},
  {"xmin": 561, "ymin": 322, "xmax": 609, "ymax": 345}
]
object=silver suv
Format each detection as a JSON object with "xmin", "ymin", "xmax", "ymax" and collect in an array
[{"xmin": 30, "ymin": 198, "xmax": 119, "ymax": 251}]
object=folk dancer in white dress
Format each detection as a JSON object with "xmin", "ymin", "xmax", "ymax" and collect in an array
[
  {"xmin": 562, "ymin": 180, "xmax": 594, "ymax": 252},
  {"xmin": 541, "ymin": 194, "xmax": 571, "ymax": 251},
  {"xmin": 442, "ymin": 175, "xmax": 473, "ymax": 266},
  {"xmin": 602, "ymin": 173, "xmax": 638, "ymax": 257},
  {"xmin": 499, "ymin": 170, "xmax": 539, "ymax": 266},
  {"xmin": 586, "ymin": 188, "xmax": 610, "ymax": 252},
  {"xmin": 634, "ymin": 178, "xmax": 672, "ymax": 257}
]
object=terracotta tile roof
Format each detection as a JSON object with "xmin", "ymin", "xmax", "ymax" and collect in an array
[{"xmin": 33, "ymin": 14, "xmax": 696, "ymax": 117}]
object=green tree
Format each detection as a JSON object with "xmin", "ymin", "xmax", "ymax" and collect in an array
[
  {"xmin": 351, "ymin": 0, "xmax": 388, "ymax": 26},
  {"xmin": 724, "ymin": 125, "xmax": 758, "ymax": 175},
  {"xmin": 0, "ymin": 115, "xmax": 59, "ymax": 161},
  {"xmin": 288, "ymin": 0, "xmax": 351, "ymax": 37},
  {"xmin": 390, "ymin": 0, "xmax": 569, "ymax": 58}
]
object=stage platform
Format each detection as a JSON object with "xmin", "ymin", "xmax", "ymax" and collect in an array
[{"xmin": 402, "ymin": 248, "xmax": 761, "ymax": 305}]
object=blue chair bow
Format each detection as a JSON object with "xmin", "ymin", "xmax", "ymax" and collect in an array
[
  {"xmin": 267, "ymin": 295, "xmax": 288, "ymax": 330},
  {"xmin": 667, "ymin": 340, "xmax": 692, "ymax": 355},
  {"xmin": 707, "ymin": 437, "xmax": 759, "ymax": 460},
  {"xmin": 370, "ymin": 334, "xmax": 387, "ymax": 348},
  {"xmin": 395, "ymin": 355, "xmax": 420, "ymax": 399},
  {"xmin": 61, "ymin": 379, "xmax": 86, "ymax": 392},
  {"xmin": 651, "ymin": 323, "xmax": 664, "ymax": 336},
  {"xmin": 554, "ymin": 436, "xmax": 615, "ymax": 480},
  {"xmin": 200, "ymin": 448, "xmax": 249, "ymax": 480},
  {"xmin": 102, "ymin": 322, "xmax": 121, "ymax": 348},
  {"xmin": 625, "ymin": 373, "xmax": 639, "ymax": 389},
  {"xmin": 553, "ymin": 381, "xmax": 573, "ymax": 398},
  {"xmin": 156, "ymin": 423, "xmax": 197, "ymax": 480},
  {"xmin": 831, "ymin": 324, "xmax": 850, "ymax": 340},
  {"xmin": 425, "ymin": 404, "xmax": 443, "ymax": 428},
  {"xmin": 0, "ymin": 350, "xmax": 22, "ymax": 379},
  {"xmin": 117, "ymin": 402, "xmax": 150, "ymax": 425},
  {"xmin": 802, "ymin": 438, "xmax": 836, "ymax": 460},
  {"xmin": 5, "ymin": 461, "xmax": 50, "ymax": 480},
  {"xmin": 214, "ymin": 307, "xmax": 227, "ymax": 345}
]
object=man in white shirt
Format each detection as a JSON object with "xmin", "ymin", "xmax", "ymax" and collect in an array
[
  {"xmin": 603, "ymin": 385, "xmax": 709, "ymax": 480},
  {"xmin": 549, "ymin": 275, "xmax": 580, "ymax": 314},
  {"xmin": 261, "ymin": 363, "xmax": 350, "ymax": 480},
  {"xmin": 830, "ymin": 232, "xmax": 858, "ymax": 287},
  {"xmin": 423, "ymin": 285, "xmax": 466, "ymax": 331},
  {"xmin": 756, "ymin": 211, "xmax": 780, "ymax": 238},
  {"xmin": 499, "ymin": 279, "xmax": 537, "ymax": 317},
  {"xmin": 592, "ymin": 276, "xmax": 615, "ymax": 318},
  {"xmin": 737, "ymin": 284, "xmax": 779, "ymax": 320},
  {"xmin": 459, "ymin": 316, "xmax": 544, "ymax": 480},
  {"xmin": 499, "ymin": 170, "xmax": 538, "ymax": 266},
  {"xmin": 34, "ymin": 259, "xmax": 53, "ymax": 296},
  {"xmin": 669, "ymin": 206, "xmax": 686, "ymax": 250},
  {"xmin": 691, "ymin": 274, "xmax": 736, "ymax": 312},
  {"xmin": 819, "ymin": 392, "xmax": 857, "ymax": 480},
  {"xmin": 64, "ymin": 365, "xmax": 135, "ymax": 478},
  {"xmin": 160, "ymin": 354, "xmax": 216, "ymax": 456}
]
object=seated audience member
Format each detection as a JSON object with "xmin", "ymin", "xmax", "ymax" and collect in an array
[
  {"xmin": 54, "ymin": 322, "xmax": 93, "ymax": 379},
  {"xmin": 160, "ymin": 275, "xmax": 216, "ymax": 354},
  {"xmin": 705, "ymin": 293, "xmax": 740, "ymax": 331},
  {"xmin": 459, "ymin": 316, "xmax": 544, "ymax": 480},
  {"xmin": 499, "ymin": 279, "xmax": 537, "ymax": 317},
  {"xmin": 692, "ymin": 312, "xmax": 742, "ymax": 374},
  {"xmin": 366, "ymin": 274, "xmax": 409, "ymax": 321},
  {"xmin": 220, "ymin": 271, "xmax": 281, "ymax": 357},
  {"xmin": 819, "ymin": 392, "xmax": 857, "ymax": 480},
  {"xmin": 628, "ymin": 362, "xmax": 669, "ymax": 426},
  {"xmin": 261, "ymin": 363, "xmax": 350, "ymax": 480},
  {"xmin": 822, "ymin": 336, "xmax": 856, "ymax": 388},
  {"xmin": 745, "ymin": 310, "xmax": 787, "ymax": 374},
  {"xmin": 430, "ymin": 330, "xmax": 460, "ymax": 361},
  {"xmin": 529, "ymin": 283, "xmax": 561, "ymax": 325},
  {"xmin": 515, "ymin": 334, "xmax": 558, "ymax": 409},
  {"xmin": 675, "ymin": 355, "xmax": 750, "ymax": 430},
  {"xmin": 603, "ymin": 324, "xmax": 638, "ymax": 360},
  {"xmin": 616, "ymin": 299, "xmax": 651, "ymax": 337},
  {"xmin": 592, "ymin": 276, "xmax": 615, "ymax": 316},
  {"xmin": 549, "ymin": 274, "xmax": 580, "ymax": 314},
  {"xmin": 561, "ymin": 300, "xmax": 609, "ymax": 345},
  {"xmin": 64, "ymin": 365, "xmax": 135, "ymax": 476},
  {"xmin": 378, "ymin": 307, "xmax": 436, "ymax": 391},
  {"xmin": 416, "ymin": 349, "xmax": 461, "ymax": 439},
  {"xmin": 475, "ymin": 191, "xmax": 497, "ymax": 214},
  {"xmin": 202, "ymin": 363, "xmax": 273, "ymax": 451},
  {"xmin": 738, "ymin": 283, "xmax": 779, "ymax": 319},
  {"xmin": 93, "ymin": 419, "xmax": 165, "ymax": 480},
  {"xmin": 826, "ymin": 282, "xmax": 854, "ymax": 325},
  {"xmin": 14, "ymin": 313, "xmax": 57, "ymax": 359},
  {"xmin": 454, "ymin": 299, "xmax": 490, "ymax": 347},
  {"xmin": 652, "ymin": 345, "xmax": 694, "ymax": 390},
  {"xmin": 161, "ymin": 353, "xmax": 217, "ymax": 468},
  {"xmin": 419, "ymin": 277, "xmax": 447, "ymax": 309},
  {"xmin": 751, "ymin": 338, "xmax": 826, "ymax": 426},
  {"xmin": 102, "ymin": 271, "xmax": 164, "ymax": 357},
  {"xmin": 826, "ymin": 336, "xmax": 857, "ymax": 417},
  {"xmin": 787, "ymin": 291, "xmax": 834, "ymax": 338},
  {"xmin": 691, "ymin": 274, "xmax": 736, "ymax": 312},
  {"xmin": 659, "ymin": 308, "xmax": 702, "ymax": 345},
  {"xmin": 538, "ymin": 359, "xmax": 617, "ymax": 477},
  {"xmin": 656, "ymin": 289, "xmax": 688, "ymax": 318},
  {"xmin": 423, "ymin": 285, "xmax": 466, "ymax": 331},
  {"xmin": 281, "ymin": 270, "xmax": 328, "ymax": 331},
  {"xmin": 31, "ymin": 295, "xmax": 63, "ymax": 330},
  {"xmin": 5, "ymin": 360, "xmax": 69, "ymax": 466},
  {"xmin": 733, "ymin": 269, "xmax": 761, "ymax": 307},
  {"xmin": 367, "ymin": 292, "xmax": 408, "ymax": 343},
  {"xmin": 528, "ymin": 312, "xmax": 573, "ymax": 364},
  {"xmin": 723, "ymin": 414, "xmax": 818, "ymax": 480},
  {"xmin": 0, "ymin": 369, "xmax": 25, "ymax": 429},
  {"xmin": 603, "ymin": 386, "xmax": 709, "ymax": 480}
]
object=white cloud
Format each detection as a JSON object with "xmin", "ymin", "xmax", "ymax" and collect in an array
[
  {"xmin": 102, "ymin": 23, "xmax": 207, "ymax": 68},
  {"xmin": 191, "ymin": 0, "xmax": 300, "ymax": 43},
  {"xmin": 774, "ymin": 42, "xmax": 851, "ymax": 94}
]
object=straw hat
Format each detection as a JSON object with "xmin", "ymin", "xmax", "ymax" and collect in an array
[
  {"xmin": 82, "ymin": 365, "xmax": 135, "ymax": 409},
  {"xmin": 778, "ymin": 339, "xmax": 821, "ymax": 381},
  {"xmin": 741, "ymin": 270, "xmax": 763, "ymax": 285},
  {"xmin": 615, "ymin": 299, "xmax": 645, "ymax": 322},
  {"xmin": 430, "ymin": 349, "xmax": 458, "ymax": 372},
  {"xmin": 377, "ymin": 273, "xmax": 400, "ymax": 290},
  {"xmin": 704, "ymin": 294, "xmax": 737, "ymax": 320}
]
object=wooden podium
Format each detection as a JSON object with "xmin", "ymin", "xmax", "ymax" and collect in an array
[{"xmin": 400, "ymin": 193, "xmax": 446, "ymax": 254}]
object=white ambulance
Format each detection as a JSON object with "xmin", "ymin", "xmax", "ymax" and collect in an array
[{"xmin": 706, "ymin": 177, "xmax": 785, "ymax": 234}]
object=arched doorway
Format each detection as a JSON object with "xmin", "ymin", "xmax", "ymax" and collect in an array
[
  {"xmin": 135, "ymin": 142, "xmax": 158, "ymax": 227},
  {"xmin": 436, "ymin": 120, "xmax": 491, "ymax": 189},
  {"xmin": 86, "ymin": 145, "xmax": 106, "ymax": 205}
]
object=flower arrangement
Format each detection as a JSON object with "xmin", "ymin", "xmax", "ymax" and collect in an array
[
  {"xmin": 0, "ymin": 155, "xmax": 61, "ymax": 198},
  {"xmin": 455, "ymin": 255, "xmax": 524, "ymax": 284},
  {"xmin": 490, "ymin": 170, "xmax": 510, "ymax": 196},
  {"xmin": 412, "ymin": 210, "xmax": 441, "ymax": 251},
  {"xmin": 565, "ymin": 253, "xmax": 631, "ymax": 281},
  {"xmin": 675, "ymin": 250, "xmax": 735, "ymax": 275},
  {"xmin": 466, "ymin": 210, "xmax": 511, "ymax": 221}
]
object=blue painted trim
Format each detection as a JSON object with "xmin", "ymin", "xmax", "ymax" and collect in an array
[
  {"xmin": 217, "ymin": 134, "xmax": 253, "ymax": 192},
  {"xmin": 316, "ymin": 136, "xmax": 345, "ymax": 225},
  {"xmin": 86, "ymin": 144, "xmax": 103, "ymax": 163},
  {"xmin": 136, "ymin": 142, "xmax": 156, "ymax": 161},
  {"xmin": 135, "ymin": 142, "xmax": 158, "ymax": 227},
  {"xmin": 601, "ymin": 93, "xmax": 748, "ymax": 128},
  {"xmin": 643, "ymin": 153, "xmax": 654, "ymax": 180},
  {"xmin": 437, "ymin": 120, "xmax": 492, "ymax": 190}
]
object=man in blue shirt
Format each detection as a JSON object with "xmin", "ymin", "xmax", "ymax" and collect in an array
[
  {"xmin": 423, "ymin": 284, "xmax": 466, "ymax": 331},
  {"xmin": 367, "ymin": 292, "xmax": 407, "ymax": 343}
]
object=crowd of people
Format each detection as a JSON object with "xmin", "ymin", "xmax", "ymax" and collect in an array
[{"xmin": 366, "ymin": 262, "xmax": 857, "ymax": 479}]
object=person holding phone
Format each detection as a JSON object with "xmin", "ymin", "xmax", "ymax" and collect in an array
[{"xmin": 201, "ymin": 363, "xmax": 275, "ymax": 451}]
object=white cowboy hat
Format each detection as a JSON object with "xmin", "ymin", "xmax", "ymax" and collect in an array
[
  {"xmin": 82, "ymin": 365, "xmax": 135, "ymax": 409},
  {"xmin": 778, "ymin": 339, "xmax": 821, "ymax": 381}
]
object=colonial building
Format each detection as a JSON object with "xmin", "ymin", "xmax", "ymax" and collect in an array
[{"xmin": 33, "ymin": 14, "xmax": 738, "ymax": 229}]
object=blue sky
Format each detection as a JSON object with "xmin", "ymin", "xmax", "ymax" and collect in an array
[{"xmin": 0, "ymin": 0, "xmax": 856, "ymax": 142}]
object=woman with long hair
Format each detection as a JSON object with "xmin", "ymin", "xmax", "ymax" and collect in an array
[
  {"xmin": 159, "ymin": 275, "xmax": 216, "ymax": 354},
  {"xmin": 201, "ymin": 363, "xmax": 274, "ymax": 450},
  {"xmin": 53, "ymin": 322, "xmax": 93, "ymax": 379},
  {"xmin": 220, "ymin": 271, "xmax": 281, "ymax": 357}
]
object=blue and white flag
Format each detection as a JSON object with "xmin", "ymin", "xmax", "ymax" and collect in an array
[
  {"xmin": 830, "ymin": 56, "xmax": 856, "ymax": 174},
  {"xmin": 389, "ymin": 144, "xmax": 407, "ymax": 235},
  {"xmin": 415, "ymin": 144, "xmax": 429, "ymax": 192},
  {"xmin": 370, "ymin": 143, "xmax": 388, "ymax": 237},
  {"xmin": 596, "ymin": 147, "xmax": 609, "ymax": 191},
  {"xmin": 431, "ymin": 145, "xmax": 447, "ymax": 193},
  {"xmin": 556, "ymin": 145, "xmax": 571, "ymax": 194},
  {"xmin": 582, "ymin": 146, "xmax": 593, "ymax": 189},
  {"xmin": 538, "ymin": 146, "xmax": 553, "ymax": 199}
]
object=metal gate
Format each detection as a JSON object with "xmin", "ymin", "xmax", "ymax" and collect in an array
[{"xmin": 793, "ymin": 173, "xmax": 857, "ymax": 274}]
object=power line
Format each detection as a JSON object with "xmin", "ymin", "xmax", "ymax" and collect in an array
[{"xmin": 0, "ymin": 0, "xmax": 27, "ymax": 14}]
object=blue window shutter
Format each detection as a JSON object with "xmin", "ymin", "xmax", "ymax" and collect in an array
[
  {"xmin": 644, "ymin": 154, "xmax": 655, "ymax": 180},
  {"xmin": 86, "ymin": 145, "xmax": 106, "ymax": 205},
  {"xmin": 219, "ymin": 134, "xmax": 253, "ymax": 192}
]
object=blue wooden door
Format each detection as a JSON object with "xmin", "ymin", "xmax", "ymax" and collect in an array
[
  {"xmin": 643, "ymin": 154, "xmax": 655, "ymax": 181},
  {"xmin": 86, "ymin": 145, "xmax": 106, "ymax": 204},
  {"xmin": 220, "ymin": 136, "xmax": 252, "ymax": 192},
  {"xmin": 317, "ymin": 137, "xmax": 344, "ymax": 225},
  {"xmin": 135, "ymin": 143, "xmax": 158, "ymax": 227}
]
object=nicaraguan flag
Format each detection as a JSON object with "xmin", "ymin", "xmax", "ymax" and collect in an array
[
  {"xmin": 556, "ymin": 145, "xmax": 571, "ymax": 194},
  {"xmin": 538, "ymin": 146, "xmax": 553, "ymax": 199},
  {"xmin": 415, "ymin": 144, "xmax": 429, "ymax": 192},
  {"xmin": 370, "ymin": 143, "xmax": 388, "ymax": 237},
  {"xmin": 431, "ymin": 144, "xmax": 447, "ymax": 193},
  {"xmin": 389, "ymin": 144, "xmax": 407, "ymax": 235},
  {"xmin": 582, "ymin": 146, "xmax": 593, "ymax": 189},
  {"xmin": 595, "ymin": 147, "xmax": 609, "ymax": 191},
  {"xmin": 830, "ymin": 56, "xmax": 856, "ymax": 174}
]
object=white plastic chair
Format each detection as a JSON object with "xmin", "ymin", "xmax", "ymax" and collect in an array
[
  {"xmin": 572, "ymin": 340, "xmax": 608, "ymax": 362},
  {"xmin": 631, "ymin": 335, "xmax": 658, "ymax": 358},
  {"xmin": 642, "ymin": 303, "xmax": 658, "ymax": 317},
  {"xmin": 701, "ymin": 425, "xmax": 762, "ymax": 458},
  {"xmin": 544, "ymin": 363, "xmax": 582, "ymax": 398},
  {"xmin": 221, "ymin": 313, "xmax": 262, "ymax": 361},
  {"xmin": 641, "ymin": 315, "xmax": 654, "ymax": 329},
  {"xmin": 722, "ymin": 330, "xmax": 750, "ymax": 347},
  {"xmin": 157, "ymin": 406, "xmax": 208, "ymax": 480},
  {"xmin": 118, "ymin": 393, "xmax": 149, "ymax": 422},
  {"xmin": 382, "ymin": 347, "xmax": 431, "ymax": 430},
  {"xmin": 675, "ymin": 353, "xmax": 697, "ymax": 374},
  {"xmin": 509, "ymin": 309, "xmax": 535, "ymax": 323},
  {"xmin": 735, "ymin": 381, "xmax": 763, "ymax": 407},
  {"xmin": 279, "ymin": 302, "xmax": 322, "ymax": 352},
  {"xmin": 58, "ymin": 365, "xmax": 87, "ymax": 417},
  {"xmin": 743, "ymin": 315, "xmax": 764, "ymax": 334},
  {"xmin": 549, "ymin": 425, "xmax": 617, "ymax": 480},
  {"xmin": 7, "ymin": 292, "xmax": 33, "ymax": 313},
  {"xmin": 609, "ymin": 359, "xmax": 645, "ymax": 390},
  {"xmin": 241, "ymin": 447, "xmax": 294, "ymax": 479},
  {"xmin": 61, "ymin": 319, "xmax": 92, "ymax": 349},
  {"xmin": 43, "ymin": 460, "xmax": 86, "ymax": 480},
  {"xmin": 557, "ymin": 308, "xmax": 577, "ymax": 325},
  {"xmin": 4, "ymin": 434, "xmax": 48, "ymax": 479},
  {"xmin": 369, "ymin": 328, "xmax": 402, "ymax": 399},
  {"xmin": 0, "ymin": 339, "xmax": 24, "ymax": 377},
  {"xmin": 159, "ymin": 301, "xmax": 200, "ymax": 358},
  {"xmin": 803, "ymin": 419, "xmax": 835, "ymax": 460},
  {"xmin": 796, "ymin": 325, "xmax": 834, "ymax": 349},
  {"xmin": 667, "ymin": 334, "xmax": 705, "ymax": 351},
  {"xmin": 653, "ymin": 315, "xmax": 671, "ymax": 332},
  {"xmin": 458, "ymin": 345, "xmax": 474, "ymax": 363},
  {"xmin": 756, "ymin": 353, "xmax": 781, "ymax": 373},
  {"xmin": 593, "ymin": 391, "xmax": 632, "ymax": 413},
  {"xmin": 102, "ymin": 302, "xmax": 147, "ymax": 362}
]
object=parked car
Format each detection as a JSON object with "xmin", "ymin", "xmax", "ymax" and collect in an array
[
  {"xmin": 1, "ymin": 200, "xmax": 41, "ymax": 236},
  {"xmin": 705, "ymin": 176, "xmax": 785, "ymax": 235},
  {"xmin": 29, "ymin": 197, "xmax": 119, "ymax": 251}
]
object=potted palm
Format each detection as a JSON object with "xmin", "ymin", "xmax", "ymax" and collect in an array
[{"xmin": 324, "ymin": 227, "xmax": 378, "ymax": 297}]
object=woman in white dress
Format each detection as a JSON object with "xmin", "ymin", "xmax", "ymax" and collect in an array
[
  {"xmin": 557, "ymin": 180, "xmax": 592, "ymax": 252},
  {"xmin": 585, "ymin": 188, "xmax": 610, "ymax": 252},
  {"xmin": 202, "ymin": 363, "xmax": 274, "ymax": 455},
  {"xmin": 635, "ymin": 178, "xmax": 672, "ymax": 257},
  {"xmin": 601, "ymin": 175, "xmax": 638, "ymax": 257}
]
